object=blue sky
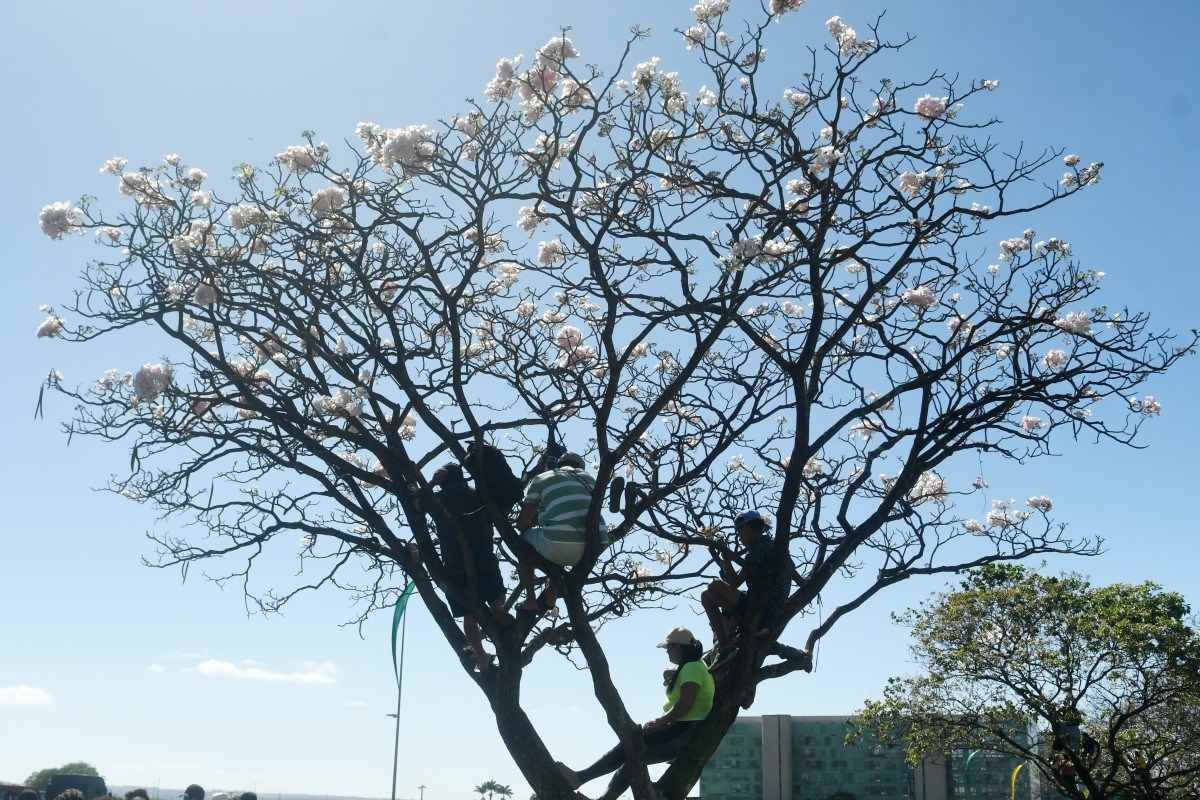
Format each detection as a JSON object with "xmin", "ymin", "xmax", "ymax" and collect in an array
[{"xmin": 2, "ymin": 0, "xmax": 1198, "ymax": 798}]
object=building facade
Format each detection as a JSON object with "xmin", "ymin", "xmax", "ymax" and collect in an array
[{"xmin": 700, "ymin": 715, "xmax": 1035, "ymax": 800}]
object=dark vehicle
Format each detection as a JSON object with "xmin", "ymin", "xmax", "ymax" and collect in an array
[{"xmin": 44, "ymin": 776, "xmax": 107, "ymax": 800}]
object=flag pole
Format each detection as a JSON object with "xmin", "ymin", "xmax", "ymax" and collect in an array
[{"xmin": 390, "ymin": 607, "xmax": 408, "ymax": 800}]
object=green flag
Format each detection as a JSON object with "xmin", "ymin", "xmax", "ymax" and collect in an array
[{"xmin": 391, "ymin": 582, "xmax": 416, "ymax": 687}]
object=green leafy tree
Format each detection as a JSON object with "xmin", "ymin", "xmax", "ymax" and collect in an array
[
  {"xmin": 854, "ymin": 565, "xmax": 1200, "ymax": 799},
  {"xmin": 25, "ymin": 765, "xmax": 100, "ymax": 793}
]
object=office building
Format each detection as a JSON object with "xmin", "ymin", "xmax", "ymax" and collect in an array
[{"xmin": 699, "ymin": 715, "xmax": 1036, "ymax": 800}]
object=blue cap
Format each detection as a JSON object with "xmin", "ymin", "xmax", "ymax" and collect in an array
[{"xmin": 735, "ymin": 510, "xmax": 766, "ymax": 528}]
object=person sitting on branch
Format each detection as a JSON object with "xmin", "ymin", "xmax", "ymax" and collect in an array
[
  {"xmin": 516, "ymin": 450, "xmax": 607, "ymax": 614},
  {"xmin": 701, "ymin": 509, "xmax": 787, "ymax": 652},
  {"xmin": 558, "ymin": 627, "xmax": 714, "ymax": 800}
]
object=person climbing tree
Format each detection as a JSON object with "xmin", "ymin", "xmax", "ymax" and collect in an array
[
  {"xmin": 516, "ymin": 451, "xmax": 607, "ymax": 614},
  {"xmin": 426, "ymin": 462, "xmax": 509, "ymax": 671},
  {"xmin": 558, "ymin": 628, "xmax": 714, "ymax": 800}
]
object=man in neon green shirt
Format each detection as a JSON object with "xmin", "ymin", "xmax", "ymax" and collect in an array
[{"xmin": 558, "ymin": 627, "xmax": 713, "ymax": 800}]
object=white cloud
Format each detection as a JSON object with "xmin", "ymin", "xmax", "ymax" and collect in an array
[
  {"xmin": 194, "ymin": 659, "xmax": 337, "ymax": 685},
  {"xmin": 344, "ymin": 700, "xmax": 370, "ymax": 709},
  {"xmin": 147, "ymin": 663, "xmax": 167, "ymax": 673},
  {"xmin": 0, "ymin": 685, "xmax": 53, "ymax": 706}
]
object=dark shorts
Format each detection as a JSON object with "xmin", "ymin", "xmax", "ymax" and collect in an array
[{"xmin": 444, "ymin": 558, "xmax": 505, "ymax": 618}]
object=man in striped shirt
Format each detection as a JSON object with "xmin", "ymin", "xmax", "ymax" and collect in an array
[{"xmin": 516, "ymin": 451, "xmax": 607, "ymax": 613}]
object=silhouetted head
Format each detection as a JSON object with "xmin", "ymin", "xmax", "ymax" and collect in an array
[
  {"xmin": 183, "ymin": 786, "xmax": 205, "ymax": 800},
  {"xmin": 734, "ymin": 509, "xmax": 769, "ymax": 544},
  {"xmin": 431, "ymin": 463, "xmax": 464, "ymax": 487}
]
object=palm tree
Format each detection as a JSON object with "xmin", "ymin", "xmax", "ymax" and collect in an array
[{"xmin": 472, "ymin": 781, "xmax": 513, "ymax": 800}]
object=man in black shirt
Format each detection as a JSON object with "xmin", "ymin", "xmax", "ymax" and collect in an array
[
  {"xmin": 429, "ymin": 463, "xmax": 507, "ymax": 671},
  {"xmin": 701, "ymin": 510, "xmax": 777, "ymax": 651}
]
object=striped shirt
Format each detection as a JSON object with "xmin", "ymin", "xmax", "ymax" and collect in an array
[{"xmin": 524, "ymin": 466, "xmax": 599, "ymax": 542}]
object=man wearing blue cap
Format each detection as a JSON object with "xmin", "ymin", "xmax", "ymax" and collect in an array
[{"xmin": 701, "ymin": 509, "xmax": 776, "ymax": 651}]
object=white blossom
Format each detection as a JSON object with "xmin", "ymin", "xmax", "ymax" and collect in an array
[
  {"xmin": 310, "ymin": 185, "xmax": 348, "ymax": 218},
  {"xmin": 190, "ymin": 190, "xmax": 213, "ymax": 208},
  {"xmin": 118, "ymin": 172, "xmax": 168, "ymax": 206},
  {"xmin": 1054, "ymin": 311, "xmax": 1092, "ymax": 336},
  {"xmin": 783, "ymin": 88, "xmax": 810, "ymax": 109},
  {"xmin": 484, "ymin": 54, "xmax": 523, "ymax": 101},
  {"xmin": 902, "ymin": 285, "xmax": 937, "ymax": 309},
  {"xmin": 229, "ymin": 204, "xmax": 268, "ymax": 230},
  {"xmin": 808, "ymin": 145, "xmax": 841, "ymax": 175},
  {"xmin": 537, "ymin": 238, "xmax": 566, "ymax": 266},
  {"xmin": 99, "ymin": 157, "xmax": 128, "ymax": 175},
  {"xmin": 909, "ymin": 471, "xmax": 949, "ymax": 504},
  {"xmin": 1063, "ymin": 154, "xmax": 1080, "ymax": 166},
  {"xmin": 192, "ymin": 281, "xmax": 218, "ymax": 306},
  {"xmin": 692, "ymin": 0, "xmax": 730, "ymax": 22},
  {"xmin": 357, "ymin": 123, "xmax": 437, "ymax": 173},
  {"xmin": 36, "ymin": 314, "xmax": 64, "ymax": 338},
  {"xmin": 897, "ymin": 170, "xmax": 929, "ymax": 196},
  {"xmin": 39, "ymin": 202, "xmax": 82, "ymax": 239},
  {"xmin": 770, "ymin": 0, "xmax": 805, "ymax": 17},
  {"xmin": 276, "ymin": 143, "xmax": 326, "ymax": 174},
  {"xmin": 535, "ymin": 35, "xmax": 579, "ymax": 69},
  {"xmin": 1026, "ymin": 496, "xmax": 1053, "ymax": 512},
  {"xmin": 1021, "ymin": 415, "xmax": 1044, "ymax": 433},
  {"xmin": 981, "ymin": 79, "xmax": 1000, "ymax": 91}
]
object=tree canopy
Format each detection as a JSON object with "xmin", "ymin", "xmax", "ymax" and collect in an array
[
  {"xmin": 25, "ymin": 765, "xmax": 101, "ymax": 793},
  {"xmin": 854, "ymin": 565, "xmax": 1200, "ymax": 799},
  {"xmin": 35, "ymin": 2, "xmax": 1194, "ymax": 798}
]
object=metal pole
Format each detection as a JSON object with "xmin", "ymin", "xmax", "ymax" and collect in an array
[
  {"xmin": 418, "ymin": 786, "xmax": 426, "ymax": 800},
  {"xmin": 390, "ymin": 609, "xmax": 409, "ymax": 800}
]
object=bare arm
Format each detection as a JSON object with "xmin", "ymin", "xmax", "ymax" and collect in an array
[{"xmin": 517, "ymin": 501, "xmax": 538, "ymax": 532}]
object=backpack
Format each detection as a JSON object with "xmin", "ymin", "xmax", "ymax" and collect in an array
[{"xmin": 466, "ymin": 441, "xmax": 524, "ymax": 511}]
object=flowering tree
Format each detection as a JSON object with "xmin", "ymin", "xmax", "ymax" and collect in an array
[{"xmin": 35, "ymin": 2, "xmax": 1193, "ymax": 798}]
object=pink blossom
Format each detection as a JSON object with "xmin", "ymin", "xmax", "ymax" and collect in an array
[
  {"xmin": 1021, "ymin": 415, "xmax": 1043, "ymax": 433},
  {"xmin": 913, "ymin": 94, "xmax": 948, "ymax": 120},
  {"xmin": 1043, "ymin": 349, "xmax": 1068, "ymax": 370},
  {"xmin": 555, "ymin": 324, "xmax": 584, "ymax": 350},
  {"xmin": 133, "ymin": 362, "xmax": 173, "ymax": 401}
]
